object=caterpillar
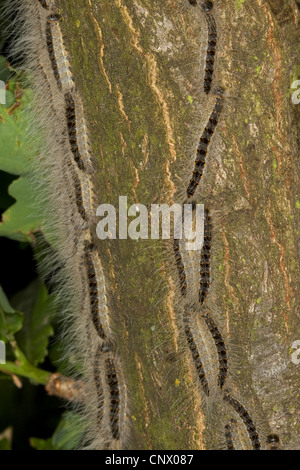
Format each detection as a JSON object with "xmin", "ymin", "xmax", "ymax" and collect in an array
[
  {"xmin": 65, "ymin": 92, "xmax": 94, "ymax": 174},
  {"xmin": 199, "ymin": 208, "xmax": 212, "ymax": 305},
  {"xmin": 64, "ymin": 156, "xmax": 88, "ymax": 223},
  {"xmin": 187, "ymin": 92, "xmax": 223, "ymax": 198},
  {"xmin": 63, "ymin": 141, "xmax": 96, "ymax": 225},
  {"xmin": 224, "ymin": 418, "xmax": 255, "ymax": 451},
  {"xmin": 183, "ymin": 310, "xmax": 210, "ymax": 396},
  {"xmin": 224, "ymin": 419, "xmax": 237, "ymax": 450},
  {"xmin": 223, "ymin": 393, "xmax": 261, "ymax": 450},
  {"xmin": 201, "ymin": 2, "xmax": 216, "ymax": 95},
  {"xmin": 187, "ymin": 1, "xmax": 217, "ymax": 94},
  {"xmin": 105, "ymin": 357, "xmax": 121, "ymax": 440},
  {"xmin": 176, "ymin": 202, "xmax": 204, "ymax": 302},
  {"xmin": 46, "ymin": 14, "xmax": 75, "ymax": 92},
  {"xmin": 92, "ymin": 341, "xmax": 127, "ymax": 449},
  {"xmin": 200, "ymin": 312, "xmax": 228, "ymax": 389},
  {"xmin": 173, "ymin": 238, "xmax": 188, "ymax": 296},
  {"xmin": 84, "ymin": 242, "xmax": 111, "ymax": 341}
]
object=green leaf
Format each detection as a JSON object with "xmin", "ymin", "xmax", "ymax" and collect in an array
[
  {"xmin": 51, "ymin": 412, "xmax": 84, "ymax": 450},
  {"xmin": 30, "ymin": 412, "xmax": 85, "ymax": 451},
  {"xmin": 0, "ymin": 90, "xmax": 35, "ymax": 176},
  {"xmin": 0, "ymin": 176, "xmax": 41, "ymax": 242},
  {"xmin": 0, "ymin": 56, "xmax": 10, "ymax": 83},
  {"xmin": 0, "ymin": 285, "xmax": 23, "ymax": 342},
  {"xmin": 0, "ymin": 438, "xmax": 11, "ymax": 450},
  {"xmin": 0, "ymin": 87, "xmax": 44, "ymax": 241},
  {"xmin": 14, "ymin": 280, "xmax": 54, "ymax": 366},
  {"xmin": 2, "ymin": 91, "xmax": 15, "ymax": 109},
  {"xmin": 30, "ymin": 437, "xmax": 54, "ymax": 451},
  {"xmin": 0, "ymin": 171, "xmax": 17, "ymax": 212}
]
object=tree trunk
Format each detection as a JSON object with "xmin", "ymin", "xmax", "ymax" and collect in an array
[{"xmin": 55, "ymin": 0, "xmax": 300, "ymax": 449}]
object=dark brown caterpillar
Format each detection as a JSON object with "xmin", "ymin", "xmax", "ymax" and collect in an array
[
  {"xmin": 225, "ymin": 419, "xmax": 237, "ymax": 450},
  {"xmin": 187, "ymin": 92, "xmax": 223, "ymax": 198},
  {"xmin": 201, "ymin": 312, "xmax": 228, "ymax": 389},
  {"xmin": 199, "ymin": 208, "xmax": 212, "ymax": 304},
  {"xmin": 173, "ymin": 238, "xmax": 188, "ymax": 296},
  {"xmin": 183, "ymin": 311, "xmax": 210, "ymax": 396},
  {"xmin": 188, "ymin": 1, "xmax": 216, "ymax": 94},
  {"xmin": 84, "ymin": 244, "xmax": 107, "ymax": 340},
  {"xmin": 223, "ymin": 393, "xmax": 261, "ymax": 450},
  {"xmin": 105, "ymin": 357, "xmax": 121, "ymax": 440},
  {"xmin": 65, "ymin": 157, "xmax": 88, "ymax": 222},
  {"xmin": 201, "ymin": 2, "xmax": 216, "ymax": 94}
]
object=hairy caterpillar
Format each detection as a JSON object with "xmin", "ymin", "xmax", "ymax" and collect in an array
[
  {"xmin": 187, "ymin": 1, "xmax": 216, "ymax": 94},
  {"xmin": 64, "ymin": 157, "xmax": 88, "ymax": 223},
  {"xmin": 105, "ymin": 357, "xmax": 121, "ymax": 440},
  {"xmin": 183, "ymin": 310, "xmax": 210, "ymax": 396},
  {"xmin": 224, "ymin": 419, "xmax": 236, "ymax": 450},
  {"xmin": 91, "ymin": 342, "xmax": 128, "ymax": 450},
  {"xmin": 187, "ymin": 92, "xmax": 223, "ymax": 198},
  {"xmin": 223, "ymin": 393, "xmax": 261, "ymax": 450},
  {"xmin": 200, "ymin": 312, "xmax": 228, "ymax": 389},
  {"xmin": 173, "ymin": 238, "xmax": 188, "ymax": 297},
  {"xmin": 199, "ymin": 208, "xmax": 212, "ymax": 304},
  {"xmin": 175, "ymin": 202, "xmax": 204, "ymax": 303},
  {"xmin": 65, "ymin": 92, "xmax": 95, "ymax": 174},
  {"xmin": 201, "ymin": 3, "xmax": 217, "ymax": 95},
  {"xmin": 223, "ymin": 417, "xmax": 258, "ymax": 451},
  {"xmin": 46, "ymin": 14, "xmax": 75, "ymax": 92},
  {"xmin": 84, "ymin": 242, "xmax": 111, "ymax": 341}
]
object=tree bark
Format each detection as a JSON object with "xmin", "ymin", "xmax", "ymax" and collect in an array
[{"xmin": 56, "ymin": 0, "xmax": 300, "ymax": 449}]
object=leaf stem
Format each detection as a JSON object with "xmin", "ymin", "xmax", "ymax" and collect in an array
[{"xmin": 0, "ymin": 361, "xmax": 51, "ymax": 385}]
